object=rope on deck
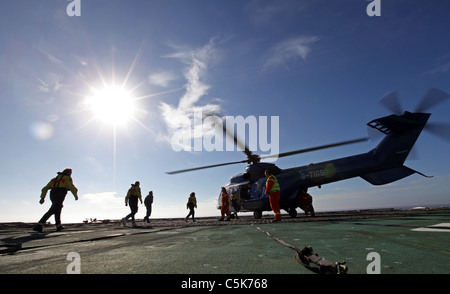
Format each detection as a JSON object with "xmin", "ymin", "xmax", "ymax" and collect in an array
[{"xmin": 252, "ymin": 224, "xmax": 348, "ymax": 274}]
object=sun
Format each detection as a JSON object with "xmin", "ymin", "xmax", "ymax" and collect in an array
[{"xmin": 86, "ymin": 85, "xmax": 135, "ymax": 126}]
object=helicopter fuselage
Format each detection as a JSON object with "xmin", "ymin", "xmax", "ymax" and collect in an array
[
  {"xmin": 219, "ymin": 112, "xmax": 431, "ymax": 218},
  {"xmin": 219, "ymin": 151, "xmax": 377, "ymax": 217}
]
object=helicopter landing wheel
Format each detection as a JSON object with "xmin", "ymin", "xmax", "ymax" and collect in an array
[
  {"xmin": 253, "ymin": 210, "xmax": 262, "ymax": 219},
  {"xmin": 288, "ymin": 208, "xmax": 297, "ymax": 218}
]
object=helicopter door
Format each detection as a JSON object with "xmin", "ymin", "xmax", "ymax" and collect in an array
[{"xmin": 240, "ymin": 184, "xmax": 251, "ymax": 200}]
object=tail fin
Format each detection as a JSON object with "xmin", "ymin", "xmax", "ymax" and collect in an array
[
  {"xmin": 361, "ymin": 165, "xmax": 432, "ymax": 185},
  {"xmin": 362, "ymin": 111, "xmax": 432, "ymax": 185},
  {"xmin": 367, "ymin": 111, "xmax": 430, "ymax": 165}
]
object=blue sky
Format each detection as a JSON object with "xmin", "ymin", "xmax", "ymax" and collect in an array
[{"xmin": 0, "ymin": 1, "xmax": 449, "ymax": 223}]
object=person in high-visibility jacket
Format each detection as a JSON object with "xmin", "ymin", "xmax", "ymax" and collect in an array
[
  {"xmin": 185, "ymin": 192, "xmax": 197, "ymax": 222},
  {"xmin": 33, "ymin": 168, "xmax": 78, "ymax": 233},
  {"xmin": 265, "ymin": 170, "xmax": 281, "ymax": 222},
  {"xmin": 219, "ymin": 187, "xmax": 231, "ymax": 221},
  {"xmin": 122, "ymin": 181, "xmax": 142, "ymax": 226}
]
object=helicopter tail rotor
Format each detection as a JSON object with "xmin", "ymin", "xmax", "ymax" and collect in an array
[
  {"xmin": 414, "ymin": 88, "xmax": 450, "ymax": 113},
  {"xmin": 377, "ymin": 88, "xmax": 450, "ymax": 141},
  {"xmin": 380, "ymin": 88, "xmax": 450, "ymax": 115},
  {"xmin": 424, "ymin": 122, "xmax": 450, "ymax": 142},
  {"xmin": 379, "ymin": 90, "xmax": 403, "ymax": 115}
]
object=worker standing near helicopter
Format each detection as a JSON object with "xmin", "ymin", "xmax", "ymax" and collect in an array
[
  {"xmin": 219, "ymin": 187, "xmax": 231, "ymax": 221},
  {"xmin": 298, "ymin": 188, "xmax": 315, "ymax": 216},
  {"xmin": 265, "ymin": 170, "xmax": 281, "ymax": 222},
  {"xmin": 231, "ymin": 192, "xmax": 240, "ymax": 219}
]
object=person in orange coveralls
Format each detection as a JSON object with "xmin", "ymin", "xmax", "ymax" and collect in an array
[
  {"xmin": 265, "ymin": 170, "xmax": 281, "ymax": 222},
  {"xmin": 219, "ymin": 187, "xmax": 231, "ymax": 221}
]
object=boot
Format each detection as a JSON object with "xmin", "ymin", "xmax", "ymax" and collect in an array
[{"xmin": 33, "ymin": 223, "xmax": 44, "ymax": 233}]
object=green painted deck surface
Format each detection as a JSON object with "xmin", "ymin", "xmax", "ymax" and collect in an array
[{"xmin": 1, "ymin": 209, "xmax": 449, "ymax": 274}]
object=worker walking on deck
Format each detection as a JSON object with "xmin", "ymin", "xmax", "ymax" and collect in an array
[
  {"xmin": 265, "ymin": 170, "xmax": 281, "ymax": 222},
  {"xmin": 143, "ymin": 191, "xmax": 154, "ymax": 223},
  {"xmin": 185, "ymin": 192, "xmax": 197, "ymax": 222},
  {"xmin": 122, "ymin": 181, "xmax": 142, "ymax": 227},
  {"xmin": 33, "ymin": 168, "xmax": 78, "ymax": 233}
]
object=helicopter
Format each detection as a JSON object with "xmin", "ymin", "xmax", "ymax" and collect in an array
[{"xmin": 167, "ymin": 88, "xmax": 449, "ymax": 219}]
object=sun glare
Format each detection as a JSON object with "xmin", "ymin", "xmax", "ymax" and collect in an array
[{"xmin": 87, "ymin": 85, "xmax": 135, "ymax": 126}]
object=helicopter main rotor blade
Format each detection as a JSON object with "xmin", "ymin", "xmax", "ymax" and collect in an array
[
  {"xmin": 260, "ymin": 137, "xmax": 369, "ymax": 160},
  {"xmin": 166, "ymin": 159, "xmax": 247, "ymax": 175},
  {"xmin": 167, "ymin": 116, "xmax": 259, "ymax": 175},
  {"xmin": 220, "ymin": 118, "xmax": 254, "ymax": 159},
  {"xmin": 167, "ymin": 137, "xmax": 369, "ymax": 174}
]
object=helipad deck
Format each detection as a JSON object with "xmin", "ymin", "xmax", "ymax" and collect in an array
[{"xmin": 1, "ymin": 209, "xmax": 449, "ymax": 276}]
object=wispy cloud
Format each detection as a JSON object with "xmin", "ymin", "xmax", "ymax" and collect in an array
[
  {"xmin": 265, "ymin": 36, "xmax": 320, "ymax": 68},
  {"xmin": 424, "ymin": 54, "xmax": 450, "ymax": 75},
  {"xmin": 37, "ymin": 76, "xmax": 63, "ymax": 93},
  {"xmin": 148, "ymin": 70, "xmax": 177, "ymax": 87},
  {"xmin": 35, "ymin": 46, "xmax": 64, "ymax": 66},
  {"xmin": 159, "ymin": 39, "xmax": 222, "ymax": 150}
]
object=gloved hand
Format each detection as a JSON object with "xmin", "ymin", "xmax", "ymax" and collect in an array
[{"xmin": 39, "ymin": 198, "xmax": 45, "ymax": 204}]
